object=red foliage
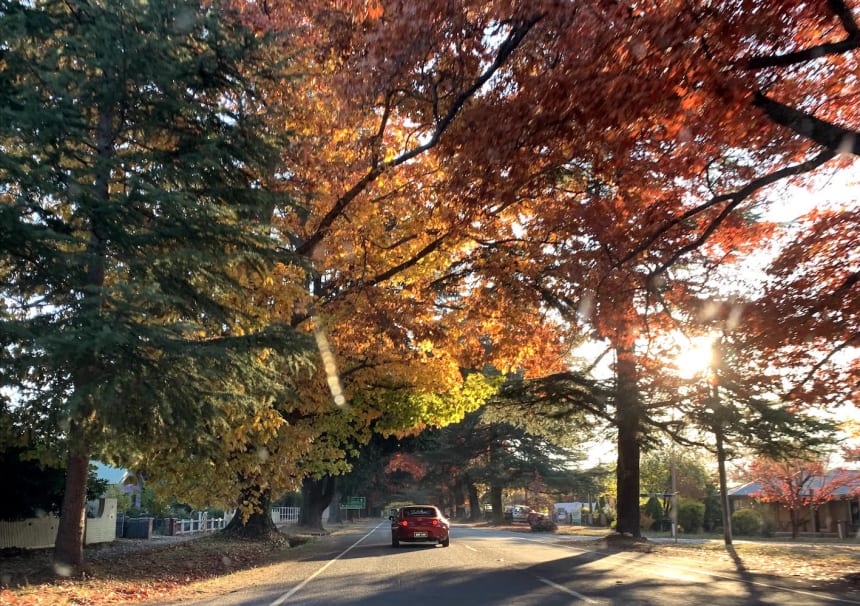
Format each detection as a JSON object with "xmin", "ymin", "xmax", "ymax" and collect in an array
[
  {"xmin": 384, "ymin": 452, "xmax": 427, "ymax": 480},
  {"xmin": 746, "ymin": 457, "xmax": 860, "ymax": 537}
]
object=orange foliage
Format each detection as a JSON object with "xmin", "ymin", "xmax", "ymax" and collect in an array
[{"xmin": 217, "ymin": 1, "xmax": 860, "ymax": 392}]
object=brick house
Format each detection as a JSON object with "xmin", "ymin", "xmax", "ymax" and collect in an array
[{"xmin": 728, "ymin": 469, "xmax": 860, "ymax": 535}]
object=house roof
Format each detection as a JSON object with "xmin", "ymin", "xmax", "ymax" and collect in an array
[{"xmin": 728, "ymin": 469, "xmax": 860, "ymax": 498}]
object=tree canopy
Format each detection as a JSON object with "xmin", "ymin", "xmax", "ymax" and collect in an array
[
  {"xmin": 3, "ymin": 0, "xmax": 859, "ymax": 562},
  {"xmin": 0, "ymin": 0, "xmax": 313, "ymax": 568}
]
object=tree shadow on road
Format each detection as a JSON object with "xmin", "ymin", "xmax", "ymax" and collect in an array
[{"xmin": 725, "ymin": 544, "xmax": 766, "ymax": 604}]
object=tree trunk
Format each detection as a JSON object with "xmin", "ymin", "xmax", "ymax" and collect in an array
[
  {"xmin": 489, "ymin": 484, "xmax": 504, "ymax": 524},
  {"xmin": 328, "ymin": 489, "xmax": 343, "ymax": 524},
  {"xmin": 53, "ymin": 96, "xmax": 114, "ymax": 574},
  {"xmin": 53, "ymin": 434, "xmax": 90, "ymax": 573},
  {"xmin": 450, "ymin": 480, "xmax": 465, "ymax": 519},
  {"xmin": 222, "ymin": 488, "xmax": 282, "ymax": 541},
  {"xmin": 614, "ymin": 318, "xmax": 642, "ymax": 537},
  {"xmin": 468, "ymin": 482, "xmax": 481, "ymax": 521},
  {"xmin": 299, "ymin": 476, "xmax": 336, "ymax": 531}
]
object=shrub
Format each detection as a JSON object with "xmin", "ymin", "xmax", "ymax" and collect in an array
[
  {"xmin": 702, "ymin": 489, "xmax": 723, "ymax": 532},
  {"xmin": 105, "ymin": 484, "xmax": 132, "ymax": 513},
  {"xmin": 643, "ymin": 497, "xmax": 664, "ymax": 530},
  {"xmin": 677, "ymin": 499, "xmax": 705, "ymax": 533},
  {"xmin": 760, "ymin": 516, "xmax": 778, "ymax": 537},
  {"xmin": 640, "ymin": 511, "xmax": 655, "ymax": 531},
  {"xmin": 0, "ymin": 448, "xmax": 107, "ymax": 520},
  {"xmin": 528, "ymin": 514, "xmax": 558, "ymax": 532},
  {"xmin": 731, "ymin": 508, "xmax": 763, "ymax": 536}
]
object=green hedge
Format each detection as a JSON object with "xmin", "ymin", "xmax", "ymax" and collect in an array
[{"xmin": 731, "ymin": 508, "xmax": 763, "ymax": 536}]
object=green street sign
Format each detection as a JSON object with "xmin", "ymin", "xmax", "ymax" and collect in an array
[{"xmin": 341, "ymin": 496, "xmax": 365, "ymax": 509}]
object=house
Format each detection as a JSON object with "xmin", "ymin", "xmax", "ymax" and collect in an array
[{"xmin": 729, "ymin": 469, "xmax": 860, "ymax": 534}]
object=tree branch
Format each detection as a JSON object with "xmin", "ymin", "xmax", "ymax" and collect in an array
[
  {"xmin": 828, "ymin": 0, "xmax": 860, "ymax": 36},
  {"xmin": 790, "ymin": 331, "xmax": 860, "ymax": 398},
  {"xmin": 745, "ymin": 0, "xmax": 860, "ymax": 69},
  {"xmin": 612, "ymin": 149, "xmax": 835, "ymax": 274},
  {"xmin": 754, "ymin": 92, "xmax": 860, "ymax": 155},
  {"xmin": 364, "ymin": 232, "xmax": 450, "ymax": 287},
  {"xmin": 297, "ymin": 15, "xmax": 543, "ymax": 257},
  {"xmin": 745, "ymin": 36, "xmax": 860, "ymax": 70}
]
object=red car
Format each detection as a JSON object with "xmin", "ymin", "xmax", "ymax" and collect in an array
[{"xmin": 390, "ymin": 505, "xmax": 450, "ymax": 547}]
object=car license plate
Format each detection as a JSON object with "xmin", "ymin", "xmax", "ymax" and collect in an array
[{"xmin": 413, "ymin": 531, "xmax": 428, "ymax": 538}]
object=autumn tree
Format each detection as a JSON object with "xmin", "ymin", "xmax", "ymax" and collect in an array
[
  {"xmin": 752, "ymin": 202, "xmax": 860, "ymax": 415},
  {"xmin": 225, "ymin": 0, "xmax": 860, "ymax": 540},
  {"xmin": 423, "ymin": 0, "xmax": 859, "ymax": 538},
  {"xmin": 747, "ymin": 457, "xmax": 860, "ymax": 539},
  {"xmin": 188, "ymin": 2, "xmax": 576, "ymax": 533}
]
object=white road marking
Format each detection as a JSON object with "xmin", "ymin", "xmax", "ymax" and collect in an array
[
  {"xmin": 535, "ymin": 575, "xmax": 597, "ymax": 603},
  {"xmin": 269, "ymin": 521, "xmax": 386, "ymax": 605},
  {"xmin": 463, "ymin": 544, "xmax": 479, "ymax": 552}
]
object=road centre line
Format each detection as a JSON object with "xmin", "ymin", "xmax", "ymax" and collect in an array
[
  {"xmin": 270, "ymin": 524, "xmax": 859, "ymax": 606},
  {"xmin": 269, "ymin": 521, "xmax": 387, "ymax": 606}
]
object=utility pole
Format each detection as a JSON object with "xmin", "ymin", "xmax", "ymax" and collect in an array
[
  {"xmin": 670, "ymin": 450, "xmax": 678, "ymax": 542},
  {"xmin": 715, "ymin": 417, "xmax": 733, "ymax": 545},
  {"xmin": 711, "ymin": 340, "xmax": 733, "ymax": 546}
]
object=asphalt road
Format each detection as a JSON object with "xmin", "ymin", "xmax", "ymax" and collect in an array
[{"xmin": 184, "ymin": 520, "xmax": 860, "ymax": 606}]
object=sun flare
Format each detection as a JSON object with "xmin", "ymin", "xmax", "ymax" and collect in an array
[{"xmin": 674, "ymin": 336, "xmax": 715, "ymax": 379}]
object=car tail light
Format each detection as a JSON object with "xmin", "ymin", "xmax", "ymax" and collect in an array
[
  {"xmin": 399, "ymin": 520, "xmax": 408, "ymax": 527},
  {"xmin": 432, "ymin": 519, "xmax": 439, "ymax": 526}
]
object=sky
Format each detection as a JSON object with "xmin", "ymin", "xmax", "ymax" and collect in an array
[{"xmin": 93, "ymin": 461, "xmax": 127, "ymax": 484}]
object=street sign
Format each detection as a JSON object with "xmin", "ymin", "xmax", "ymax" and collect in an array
[{"xmin": 341, "ymin": 496, "xmax": 365, "ymax": 509}]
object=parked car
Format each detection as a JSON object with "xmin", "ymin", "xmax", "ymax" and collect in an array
[
  {"xmin": 390, "ymin": 505, "xmax": 450, "ymax": 548},
  {"xmin": 504, "ymin": 504, "xmax": 535, "ymax": 523}
]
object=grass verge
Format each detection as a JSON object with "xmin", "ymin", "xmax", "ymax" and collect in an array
[{"xmin": 3, "ymin": 523, "xmax": 860, "ymax": 604}]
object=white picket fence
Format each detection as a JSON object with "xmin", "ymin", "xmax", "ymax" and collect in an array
[
  {"xmin": 0, "ymin": 498, "xmax": 117, "ymax": 549},
  {"xmin": 270, "ymin": 506, "xmax": 301, "ymax": 525},
  {"xmin": 1, "ymin": 504, "xmax": 306, "ymax": 548},
  {"xmin": 172, "ymin": 512, "xmax": 227, "ymax": 534},
  {"xmin": 217, "ymin": 506, "xmax": 301, "ymax": 529}
]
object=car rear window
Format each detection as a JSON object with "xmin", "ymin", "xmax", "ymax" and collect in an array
[{"xmin": 403, "ymin": 507, "xmax": 436, "ymax": 517}]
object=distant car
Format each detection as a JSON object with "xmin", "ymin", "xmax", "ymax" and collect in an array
[
  {"xmin": 504, "ymin": 504, "xmax": 534, "ymax": 523},
  {"xmin": 526, "ymin": 510, "xmax": 548, "ymax": 526},
  {"xmin": 390, "ymin": 505, "xmax": 450, "ymax": 548}
]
